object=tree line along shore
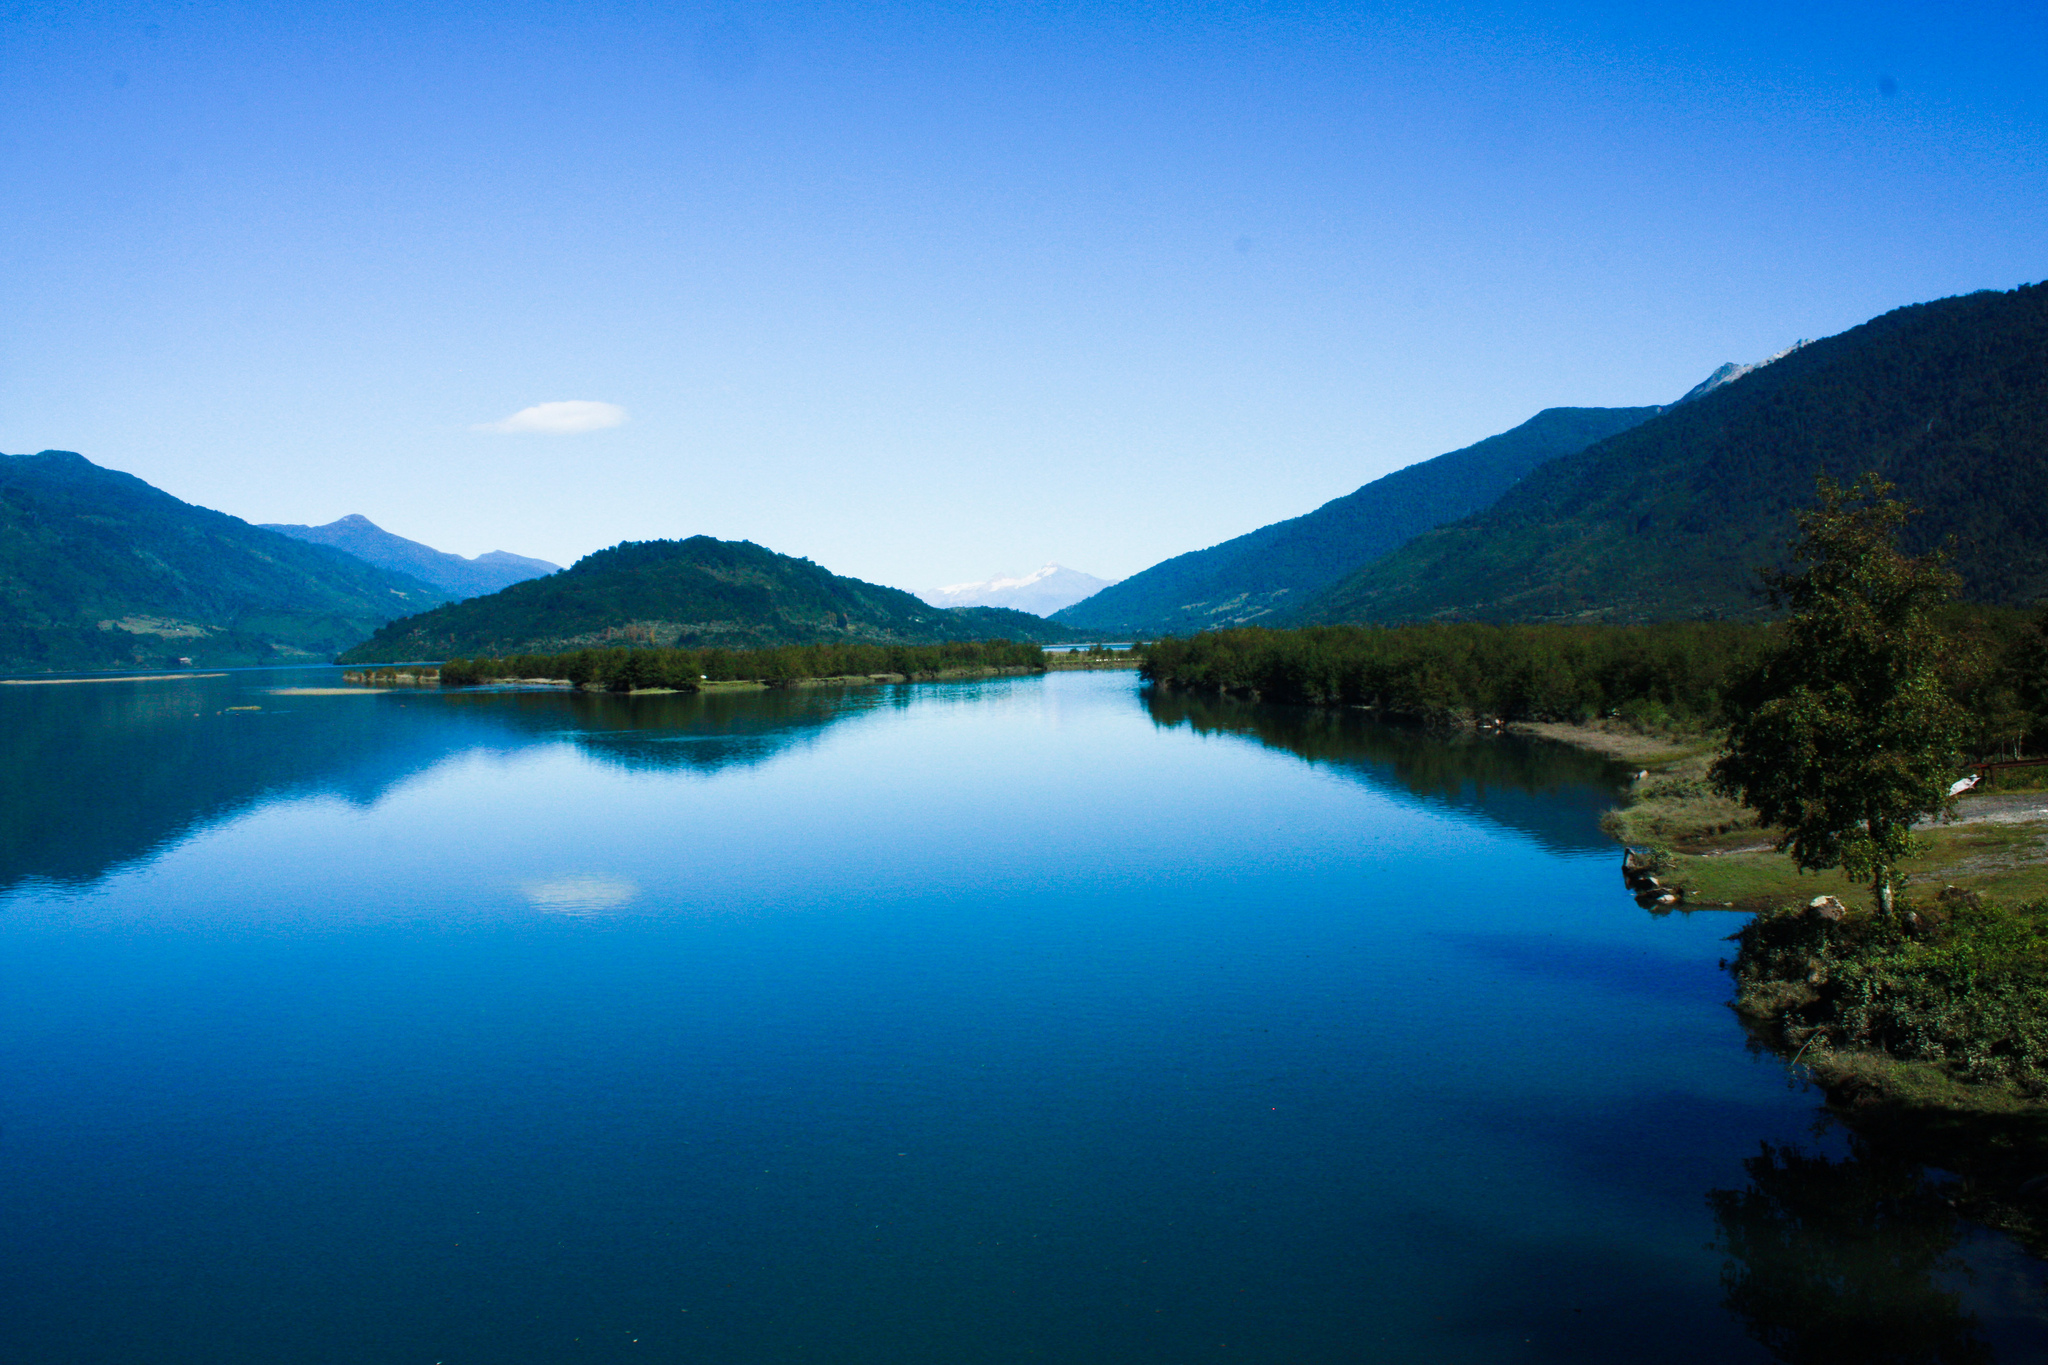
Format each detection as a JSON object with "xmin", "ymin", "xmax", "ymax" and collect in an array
[
  {"xmin": 442, "ymin": 638, "xmax": 1047, "ymax": 688},
  {"xmin": 1140, "ymin": 612, "xmax": 2047, "ymax": 751},
  {"xmin": 343, "ymin": 639, "xmax": 1145, "ymax": 692}
]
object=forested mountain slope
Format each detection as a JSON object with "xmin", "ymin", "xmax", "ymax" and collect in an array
[
  {"xmin": 1305, "ymin": 284, "xmax": 2048, "ymax": 624},
  {"xmin": 1052, "ymin": 405, "xmax": 1661, "ymax": 635},
  {"xmin": 338, "ymin": 535, "xmax": 1076, "ymax": 662},
  {"xmin": 262, "ymin": 514, "xmax": 559, "ymax": 599},
  {"xmin": 0, "ymin": 451, "xmax": 449, "ymax": 672}
]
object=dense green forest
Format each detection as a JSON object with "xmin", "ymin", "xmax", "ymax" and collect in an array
[
  {"xmin": 342, "ymin": 536, "xmax": 1075, "ymax": 663},
  {"xmin": 1144, "ymin": 622, "xmax": 1765, "ymax": 724},
  {"xmin": 1142, "ymin": 612, "xmax": 2048, "ymax": 758},
  {"xmin": 0, "ymin": 450, "xmax": 449, "ymax": 671},
  {"xmin": 1053, "ymin": 405, "xmax": 1660, "ymax": 634},
  {"xmin": 439, "ymin": 638, "xmax": 1047, "ymax": 689},
  {"xmin": 1307, "ymin": 283, "xmax": 2048, "ymax": 624}
]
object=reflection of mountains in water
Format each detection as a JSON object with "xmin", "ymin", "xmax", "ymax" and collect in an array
[
  {"xmin": 0, "ymin": 676, "xmax": 886, "ymax": 896},
  {"xmin": 1143, "ymin": 689, "xmax": 1625, "ymax": 855}
]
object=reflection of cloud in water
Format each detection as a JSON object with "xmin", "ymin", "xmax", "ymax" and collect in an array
[{"xmin": 522, "ymin": 876, "xmax": 639, "ymax": 916}]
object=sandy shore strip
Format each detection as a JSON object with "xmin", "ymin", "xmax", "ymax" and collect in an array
[
  {"xmin": 1, "ymin": 672, "xmax": 230, "ymax": 685},
  {"xmin": 268, "ymin": 687, "xmax": 390, "ymax": 695}
]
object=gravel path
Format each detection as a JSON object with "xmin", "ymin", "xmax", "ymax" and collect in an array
[{"xmin": 1937, "ymin": 791, "xmax": 2048, "ymax": 827}]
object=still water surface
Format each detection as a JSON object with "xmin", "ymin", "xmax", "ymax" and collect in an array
[{"xmin": 0, "ymin": 668, "xmax": 2041, "ymax": 1363}]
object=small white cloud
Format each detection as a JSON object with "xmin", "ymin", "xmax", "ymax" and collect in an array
[{"xmin": 476, "ymin": 400, "xmax": 628, "ymax": 434}]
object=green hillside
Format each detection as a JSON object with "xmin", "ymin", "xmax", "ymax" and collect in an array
[
  {"xmin": 338, "ymin": 536, "xmax": 1078, "ymax": 663},
  {"xmin": 0, "ymin": 451, "xmax": 449, "ymax": 672},
  {"xmin": 1052, "ymin": 406, "xmax": 1661, "ymax": 635},
  {"xmin": 1307, "ymin": 283, "xmax": 2048, "ymax": 624}
]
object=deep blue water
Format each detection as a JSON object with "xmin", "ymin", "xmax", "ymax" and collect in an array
[{"xmin": 0, "ymin": 667, "xmax": 2041, "ymax": 1363}]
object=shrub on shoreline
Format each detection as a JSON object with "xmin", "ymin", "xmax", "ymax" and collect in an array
[{"xmin": 1730, "ymin": 893, "xmax": 2048, "ymax": 1095}]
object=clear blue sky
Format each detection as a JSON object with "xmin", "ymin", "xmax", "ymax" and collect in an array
[{"xmin": 4, "ymin": 1, "xmax": 2044, "ymax": 590}]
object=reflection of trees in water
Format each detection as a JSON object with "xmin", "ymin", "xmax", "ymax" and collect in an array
[
  {"xmin": 1144, "ymin": 687, "xmax": 1625, "ymax": 854},
  {"xmin": 1709, "ymin": 1137, "xmax": 2023, "ymax": 1364},
  {"xmin": 0, "ymin": 679, "xmax": 892, "ymax": 895},
  {"xmin": 542, "ymin": 686, "xmax": 890, "ymax": 772},
  {"xmin": 0, "ymin": 676, "xmax": 507, "ymax": 895}
]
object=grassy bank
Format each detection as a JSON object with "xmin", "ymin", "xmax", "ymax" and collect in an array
[
  {"xmin": 1044, "ymin": 644, "xmax": 1145, "ymax": 670},
  {"xmin": 1559, "ymin": 717, "xmax": 2048, "ymax": 910}
]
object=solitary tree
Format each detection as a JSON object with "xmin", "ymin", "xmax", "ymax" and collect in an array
[{"xmin": 1711, "ymin": 474, "xmax": 1965, "ymax": 915}]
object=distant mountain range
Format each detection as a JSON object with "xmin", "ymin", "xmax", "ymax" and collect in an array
[
  {"xmin": 261, "ymin": 514, "xmax": 559, "ymax": 600},
  {"xmin": 16, "ymin": 283, "xmax": 2041, "ymax": 674},
  {"xmin": 919, "ymin": 564, "xmax": 1113, "ymax": 617},
  {"xmin": 1305, "ymin": 283, "xmax": 2048, "ymax": 624},
  {"xmin": 0, "ymin": 451, "xmax": 449, "ymax": 672},
  {"xmin": 1053, "ymin": 405, "xmax": 1664, "ymax": 635},
  {"xmin": 338, "ymin": 536, "xmax": 1081, "ymax": 663}
]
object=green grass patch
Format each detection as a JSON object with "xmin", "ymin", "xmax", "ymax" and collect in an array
[
  {"xmin": 1672, "ymin": 851, "xmax": 1863, "ymax": 909},
  {"xmin": 1584, "ymin": 725, "xmax": 2048, "ymax": 909},
  {"xmin": 1661, "ymin": 820, "xmax": 2048, "ymax": 910}
]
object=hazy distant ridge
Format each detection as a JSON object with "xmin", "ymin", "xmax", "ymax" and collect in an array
[{"xmin": 262, "ymin": 514, "xmax": 559, "ymax": 600}]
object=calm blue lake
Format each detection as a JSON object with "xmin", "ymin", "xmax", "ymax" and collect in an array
[{"xmin": 0, "ymin": 667, "xmax": 2040, "ymax": 1363}]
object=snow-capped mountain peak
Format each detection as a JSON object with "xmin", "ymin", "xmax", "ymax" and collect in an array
[
  {"xmin": 1671, "ymin": 340, "xmax": 1810, "ymax": 406},
  {"xmin": 918, "ymin": 563, "xmax": 1115, "ymax": 616},
  {"xmin": 937, "ymin": 564, "xmax": 1061, "ymax": 596}
]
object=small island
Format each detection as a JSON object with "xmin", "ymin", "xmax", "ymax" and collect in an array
[{"xmin": 342, "ymin": 639, "xmax": 1140, "ymax": 693}]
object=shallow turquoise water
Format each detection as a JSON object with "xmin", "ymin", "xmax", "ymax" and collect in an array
[{"xmin": 0, "ymin": 667, "xmax": 2039, "ymax": 1362}]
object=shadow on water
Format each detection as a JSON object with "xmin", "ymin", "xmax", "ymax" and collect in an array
[
  {"xmin": 0, "ymin": 674, "xmax": 892, "ymax": 896},
  {"xmin": 1143, "ymin": 687, "xmax": 1626, "ymax": 855},
  {"xmin": 1708, "ymin": 1131, "xmax": 2048, "ymax": 1363}
]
